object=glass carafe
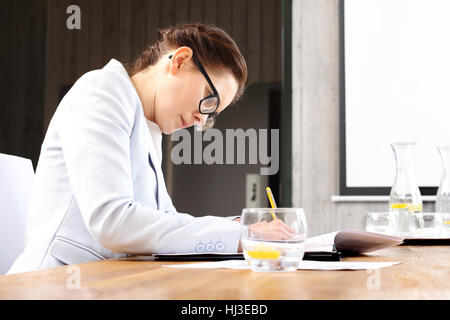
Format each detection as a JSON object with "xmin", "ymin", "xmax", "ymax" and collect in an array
[
  {"xmin": 436, "ymin": 146, "xmax": 450, "ymax": 236},
  {"xmin": 389, "ymin": 142, "xmax": 423, "ymax": 237}
]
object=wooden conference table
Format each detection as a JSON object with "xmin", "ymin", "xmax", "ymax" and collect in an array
[{"xmin": 0, "ymin": 245, "xmax": 449, "ymax": 299}]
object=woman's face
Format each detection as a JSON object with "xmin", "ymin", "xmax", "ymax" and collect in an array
[{"xmin": 153, "ymin": 48, "xmax": 239, "ymax": 134}]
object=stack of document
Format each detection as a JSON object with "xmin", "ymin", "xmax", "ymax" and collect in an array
[
  {"xmin": 150, "ymin": 229, "xmax": 403, "ymax": 262},
  {"xmin": 124, "ymin": 230, "xmax": 403, "ymax": 270}
]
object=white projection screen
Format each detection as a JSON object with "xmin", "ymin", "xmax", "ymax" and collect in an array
[{"xmin": 342, "ymin": 0, "xmax": 450, "ymax": 195}]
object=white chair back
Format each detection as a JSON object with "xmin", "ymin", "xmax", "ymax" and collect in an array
[{"xmin": 0, "ymin": 153, "xmax": 34, "ymax": 274}]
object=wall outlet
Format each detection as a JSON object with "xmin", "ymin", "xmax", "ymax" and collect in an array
[{"xmin": 246, "ymin": 174, "xmax": 269, "ymax": 208}]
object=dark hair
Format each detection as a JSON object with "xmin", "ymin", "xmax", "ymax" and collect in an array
[{"xmin": 130, "ymin": 23, "xmax": 248, "ymax": 104}]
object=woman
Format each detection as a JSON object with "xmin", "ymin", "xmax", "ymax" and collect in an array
[{"xmin": 8, "ymin": 23, "xmax": 294, "ymax": 274}]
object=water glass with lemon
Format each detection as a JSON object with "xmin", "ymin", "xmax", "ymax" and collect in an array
[{"xmin": 240, "ymin": 207, "xmax": 307, "ymax": 272}]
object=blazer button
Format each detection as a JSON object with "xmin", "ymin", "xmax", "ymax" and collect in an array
[
  {"xmin": 206, "ymin": 242, "xmax": 215, "ymax": 252},
  {"xmin": 215, "ymin": 241, "xmax": 225, "ymax": 252},
  {"xmin": 195, "ymin": 242, "xmax": 206, "ymax": 253}
]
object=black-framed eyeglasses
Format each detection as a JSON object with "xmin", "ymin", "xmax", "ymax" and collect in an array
[{"xmin": 168, "ymin": 54, "xmax": 220, "ymax": 131}]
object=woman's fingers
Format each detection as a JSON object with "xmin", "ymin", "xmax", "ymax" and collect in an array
[
  {"xmin": 274, "ymin": 219, "xmax": 296, "ymax": 234},
  {"xmin": 248, "ymin": 219, "xmax": 296, "ymax": 240},
  {"xmin": 270, "ymin": 220, "xmax": 294, "ymax": 240}
]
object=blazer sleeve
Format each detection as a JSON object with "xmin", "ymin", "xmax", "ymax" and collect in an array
[{"xmin": 57, "ymin": 69, "xmax": 240, "ymax": 254}]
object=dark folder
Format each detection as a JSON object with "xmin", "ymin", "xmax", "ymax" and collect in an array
[{"xmin": 152, "ymin": 250, "xmax": 341, "ymax": 262}]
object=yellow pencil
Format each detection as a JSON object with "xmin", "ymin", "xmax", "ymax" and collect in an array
[{"xmin": 266, "ymin": 187, "xmax": 278, "ymax": 220}]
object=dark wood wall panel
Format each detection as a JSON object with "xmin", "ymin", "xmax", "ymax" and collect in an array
[
  {"xmin": 146, "ymin": 0, "xmax": 161, "ymax": 46},
  {"xmin": 118, "ymin": 1, "xmax": 132, "ymax": 63},
  {"xmin": 0, "ymin": 0, "xmax": 281, "ymax": 197},
  {"xmin": 232, "ymin": 0, "xmax": 248, "ymax": 60},
  {"xmin": 247, "ymin": 0, "xmax": 261, "ymax": 85},
  {"xmin": 0, "ymin": 0, "xmax": 46, "ymax": 169},
  {"xmin": 9, "ymin": 0, "xmax": 27, "ymax": 156},
  {"xmin": 203, "ymin": 0, "xmax": 217, "ymax": 25},
  {"xmin": 90, "ymin": 0, "xmax": 104, "ymax": 69},
  {"xmin": 75, "ymin": 0, "xmax": 91, "ymax": 79},
  {"xmin": 0, "ymin": 0, "xmax": 280, "ymax": 169},
  {"xmin": 0, "ymin": 0, "xmax": 12, "ymax": 153},
  {"xmin": 42, "ymin": 0, "xmax": 281, "ymax": 133},
  {"xmin": 274, "ymin": 0, "xmax": 282, "ymax": 82},
  {"xmin": 26, "ymin": 0, "xmax": 47, "ymax": 164},
  {"xmin": 217, "ymin": 0, "xmax": 232, "ymax": 37},
  {"xmin": 189, "ymin": 0, "xmax": 202, "ymax": 22},
  {"xmin": 102, "ymin": 0, "xmax": 119, "ymax": 69},
  {"xmin": 131, "ymin": 0, "xmax": 148, "ymax": 59},
  {"xmin": 161, "ymin": 0, "xmax": 175, "ymax": 30},
  {"xmin": 261, "ymin": 0, "xmax": 277, "ymax": 82}
]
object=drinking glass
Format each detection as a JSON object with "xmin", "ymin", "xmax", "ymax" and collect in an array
[
  {"xmin": 365, "ymin": 212, "xmax": 393, "ymax": 235},
  {"xmin": 419, "ymin": 212, "xmax": 442, "ymax": 238},
  {"xmin": 240, "ymin": 208, "xmax": 307, "ymax": 272}
]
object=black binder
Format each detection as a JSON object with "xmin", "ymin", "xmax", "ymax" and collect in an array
[{"xmin": 151, "ymin": 250, "xmax": 341, "ymax": 262}]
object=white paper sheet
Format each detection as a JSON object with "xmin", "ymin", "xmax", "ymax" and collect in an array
[
  {"xmin": 305, "ymin": 231, "xmax": 338, "ymax": 252},
  {"xmin": 162, "ymin": 260, "xmax": 401, "ymax": 271}
]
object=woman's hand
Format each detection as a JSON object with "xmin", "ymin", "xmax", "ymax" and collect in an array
[
  {"xmin": 235, "ymin": 218, "xmax": 295, "ymax": 252},
  {"xmin": 247, "ymin": 219, "xmax": 296, "ymax": 241}
]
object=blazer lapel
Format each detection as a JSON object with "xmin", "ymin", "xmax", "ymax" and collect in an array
[
  {"xmin": 138, "ymin": 104, "xmax": 164, "ymax": 211},
  {"xmin": 147, "ymin": 137, "xmax": 164, "ymax": 211}
]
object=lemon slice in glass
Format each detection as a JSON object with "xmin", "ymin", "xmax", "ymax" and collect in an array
[
  {"xmin": 390, "ymin": 203, "xmax": 423, "ymax": 211},
  {"xmin": 246, "ymin": 244, "xmax": 280, "ymax": 260}
]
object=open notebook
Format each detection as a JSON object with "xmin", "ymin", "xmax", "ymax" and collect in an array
[
  {"xmin": 307, "ymin": 230, "xmax": 403, "ymax": 255},
  {"xmin": 123, "ymin": 230, "xmax": 403, "ymax": 262}
]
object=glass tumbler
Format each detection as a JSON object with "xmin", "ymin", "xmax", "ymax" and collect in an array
[
  {"xmin": 365, "ymin": 212, "xmax": 393, "ymax": 235},
  {"xmin": 240, "ymin": 208, "xmax": 307, "ymax": 272}
]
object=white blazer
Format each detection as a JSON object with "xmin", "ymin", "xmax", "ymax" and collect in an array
[{"xmin": 7, "ymin": 59, "xmax": 240, "ymax": 274}]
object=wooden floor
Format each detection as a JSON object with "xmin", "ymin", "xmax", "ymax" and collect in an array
[{"xmin": 1, "ymin": 245, "xmax": 449, "ymax": 299}]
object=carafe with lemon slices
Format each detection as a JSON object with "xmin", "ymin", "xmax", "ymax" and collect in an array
[{"xmin": 389, "ymin": 142, "xmax": 424, "ymax": 237}]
